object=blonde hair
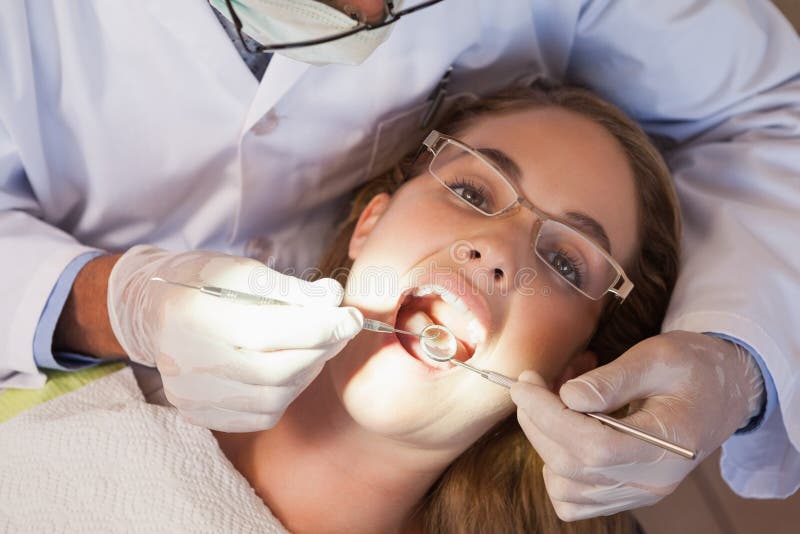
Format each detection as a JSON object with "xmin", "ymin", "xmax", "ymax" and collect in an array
[{"xmin": 317, "ymin": 83, "xmax": 681, "ymax": 533}]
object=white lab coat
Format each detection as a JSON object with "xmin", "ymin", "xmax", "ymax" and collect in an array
[{"xmin": 1, "ymin": 0, "xmax": 798, "ymax": 498}]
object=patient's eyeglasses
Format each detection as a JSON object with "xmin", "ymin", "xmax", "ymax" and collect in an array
[
  {"xmin": 223, "ymin": 0, "xmax": 446, "ymax": 54},
  {"xmin": 422, "ymin": 130, "xmax": 634, "ymax": 302}
]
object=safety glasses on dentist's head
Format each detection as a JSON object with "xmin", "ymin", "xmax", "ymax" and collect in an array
[
  {"xmin": 223, "ymin": 0, "xmax": 446, "ymax": 54},
  {"xmin": 421, "ymin": 130, "xmax": 635, "ymax": 302}
]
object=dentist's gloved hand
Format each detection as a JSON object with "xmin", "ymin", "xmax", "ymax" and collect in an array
[
  {"xmin": 510, "ymin": 331, "xmax": 764, "ymax": 521},
  {"xmin": 108, "ymin": 245, "xmax": 363, "ymax": 432}
]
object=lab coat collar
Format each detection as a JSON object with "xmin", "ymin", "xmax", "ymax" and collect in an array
[
  {"xmin": 142, "ymin": 0, "xmax": 311, "ymax": 134},
  {"xmin": 143, "ymin": 0, "xmax": 258, "ymax": 107},
  {"xmin": 243, "ymin": 55, "xmax": 311, "ymax": 133}
]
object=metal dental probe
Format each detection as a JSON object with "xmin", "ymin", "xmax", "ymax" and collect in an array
[
  {"xmin": 149, "ymin": 277, "xmax": 432, "ymax": 339},
  {"xmin": 418, "ymin": 325, "xmax": 696, "ymax": 460}
]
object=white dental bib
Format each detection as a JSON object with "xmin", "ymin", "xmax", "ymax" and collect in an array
[{"xmin": 0, "ymin": 367, "xmax": 288, "ymax": 533}]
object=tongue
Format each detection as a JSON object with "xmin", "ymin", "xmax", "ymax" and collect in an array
[
  {"xmin": 395, "ymin": 306, "xmax": 433, "ymax": 361},
  {"xmin": 396, "ymin": 306, "xmax": 434, "ymax": 337},
  {"xmin": 395, "ymin": 305, "xmax": 471, "ymax": 364}
]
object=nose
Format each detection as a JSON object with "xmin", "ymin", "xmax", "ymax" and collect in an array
[
  {"xmin": 454, "ymin": 242, "xmax": 503, "ymax": 279},
  {"xmin": 452, "ymin": 237, "xmax": 530, "ymax": 298},
  {"xmin": 452, "ymin": 208, "xmax": 540, "ymax": 291},
  {"xmin": 332, "ymin": 0, "xmax": 387, "ymax": 24}
]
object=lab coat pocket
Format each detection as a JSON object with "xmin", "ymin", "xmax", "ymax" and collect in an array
[{"xmin": 365, "ymin": 91, "xmax": 478, "ymax": 180}]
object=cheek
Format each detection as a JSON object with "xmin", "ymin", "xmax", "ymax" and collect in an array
[
  {"xmin": 495, "ymin": 297, "xmax": 599, "ymax": 382},
  {"xmin": 343, "ymin": 190, "xmax": 458, "ymax": 314},
  {"xmin": 354, "ymin": 190, "xmax": 456, "ymax": 271}
]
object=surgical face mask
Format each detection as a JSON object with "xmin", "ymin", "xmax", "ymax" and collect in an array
[{"xmin": 210, "ymin": 0, "xmax": 402, "ymax": 66}]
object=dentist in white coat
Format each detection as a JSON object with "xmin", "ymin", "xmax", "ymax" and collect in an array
[{"xmin": 1, "ymin": 0, "xmax": 799, "ymax": 521}]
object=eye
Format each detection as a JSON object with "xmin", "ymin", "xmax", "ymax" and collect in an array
[
  {"xmin": 447, "ymin": 178, "xmax": 492, "ymax": 211},
  {"xmin": 544, "ymin": 248, "xmax": 585, "ymax": 288}
]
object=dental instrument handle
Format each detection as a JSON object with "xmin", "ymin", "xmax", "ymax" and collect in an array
[
  {"xmin": 583, "ymin": 412, "xmax": 696, "ymax": 460},
  {"xmin": 485, "ymin": 370, "xmax": 517, "ymax": 388},
  {"xmin": 150, "ymin": 277, "xmax": 292, "ymax": 306},
  {"xmin": 200, "ymin": 286, "xmax": 291, "ymax": 306},
  {"xmin": 152, "ymin": 278, "xmax": 429, "ymax": 339},
  {"xmin": 449, "ymin": 359, "xmax": 515, "ymax": 388},
  {"xmin": 453, "ymin": 360, "xmax": 696, "ymax": 460}
]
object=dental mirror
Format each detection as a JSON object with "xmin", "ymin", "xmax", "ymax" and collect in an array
[
  {"xmin": 420, "ymin": 324, "xmax": 518, "ymax": 389},
  {"xmin": 420, "ymin": 324, "xmax": 458, "ymax": 362}
]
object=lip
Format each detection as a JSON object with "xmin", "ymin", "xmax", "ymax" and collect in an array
[{"xmin": 384, "ymin": 269, "xmax": 493, "ymax": 370}]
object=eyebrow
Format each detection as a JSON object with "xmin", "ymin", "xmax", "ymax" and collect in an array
[
  {"xmin": 476, "ymin": 146, "xmax": 613, "ymax": 254},
  {"xmin": 563, "ymin": 211, "xmax": 612, "ymax": 254},
  {"xmin": 476, "ymin": 147, "xmax": 522, "ymax": 184}
]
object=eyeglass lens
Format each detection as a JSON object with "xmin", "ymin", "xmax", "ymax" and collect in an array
[{"xmin": 428, "ymin": 140, "xmax": 618, "ymax": 299}]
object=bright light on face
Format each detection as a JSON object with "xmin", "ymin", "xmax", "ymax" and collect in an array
[{"xmin": 324, "ymin": 106, "xmax": 640, "ymax": 451}]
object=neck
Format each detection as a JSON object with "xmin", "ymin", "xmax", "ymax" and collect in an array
[{"xmin": 214, "ymin": 368, "xmax": 455, "ymax": 534}]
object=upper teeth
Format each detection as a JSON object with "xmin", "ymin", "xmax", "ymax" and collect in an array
[
  {"xmin": 411, "ymin": 284, "xmax": 487, "ymax": 345},
  {"xmin": 414, "ymin": 284, "xmax": 464, "ymax": 309}
]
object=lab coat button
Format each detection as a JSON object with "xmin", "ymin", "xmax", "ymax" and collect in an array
[
  {"xmin": 244, "ymin": 236, "xmax": 275, "ymax": 263},
  {"xmin": 251, "ymin": 110, "xmax": 280, "ymax": 135}
]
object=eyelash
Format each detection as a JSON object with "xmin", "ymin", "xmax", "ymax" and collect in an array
[
  {"xmin": 448, "ymin": 178, "xmax": 487, "ymax": 195},
  {"xmin": 555, "ymin": 247, "xmax": 585, "ymax": 288}
]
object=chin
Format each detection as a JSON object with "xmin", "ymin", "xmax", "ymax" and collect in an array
[{"xmin": 329, "ymin": 331, "xmax": 514, "ymax": 447}]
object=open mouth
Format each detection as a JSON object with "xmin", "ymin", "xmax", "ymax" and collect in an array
[{"xmin": 393, "ymin": 283, "xmax": 489, "ymax": 367}]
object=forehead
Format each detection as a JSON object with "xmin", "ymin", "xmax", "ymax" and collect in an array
[{"xmin": 456, "ymin": 107, "xmax": 640, "ymax": 264}]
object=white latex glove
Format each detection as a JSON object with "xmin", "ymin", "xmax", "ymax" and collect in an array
[
  {"xmin": 108, "ymin": 245, "xmax": 363, "ymax": 432},
  {"xmin": 510, "ymin": 331, "xmax": 764, "ymax": 521}
]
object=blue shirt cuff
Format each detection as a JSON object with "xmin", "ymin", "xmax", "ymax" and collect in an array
[
  {"xmin": 33, "ymin": 251, "xmax": 107, "ymax": 371},
  {"xmin": 706, "ymin": 332, "xmax": 777, "ymax": 434}
]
